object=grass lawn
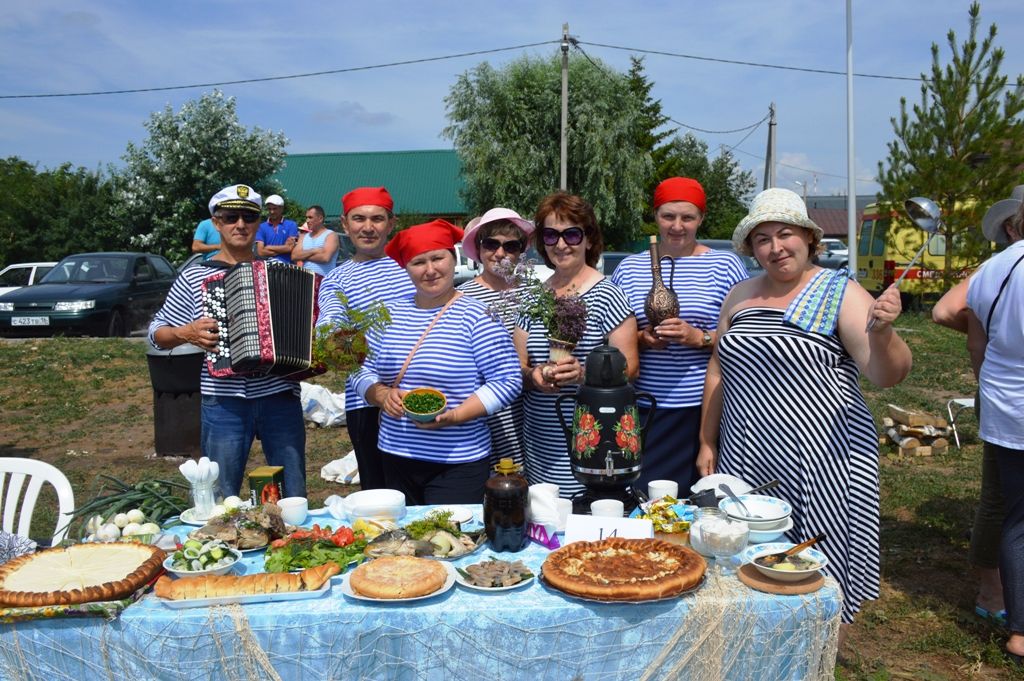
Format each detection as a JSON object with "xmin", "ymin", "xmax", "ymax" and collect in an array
[{"xmin": 0, "ymin": 313, "xmax": 1022, "ymax": 679}]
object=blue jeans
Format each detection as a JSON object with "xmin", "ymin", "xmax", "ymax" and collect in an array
[
  {"xmin": 996, "ymin": 444, "xmax": 1024, "ymax": 634},
  {"xmin": 201, "ymin": 391, "xmax": 306, "ymax": 499}
]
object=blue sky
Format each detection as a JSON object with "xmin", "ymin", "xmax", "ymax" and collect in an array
[{"xmin": 1, "ymin": 1, "xmax": 1021, "ymax": 198}]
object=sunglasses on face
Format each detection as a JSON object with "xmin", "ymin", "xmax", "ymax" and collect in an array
[
  {"xmin": 217, "ymin": 213, "xmax": 260, "ymax": 225},
  {"xmin": 480, "ymin": 238, "xmax": 525, "ymax": 255},
  {"xmin": 541, "ymin": 226, "xmax": 585, "ymax": 246}
]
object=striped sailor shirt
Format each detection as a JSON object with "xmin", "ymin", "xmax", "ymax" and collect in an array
[
  {"xmin": 610, "ymin": 249, "xmax": 747, "ymax": 408},
  {"xmin": 316, "ymin": 257, "xmax": 416, "ymax": 412},
  {"xmin": 148, "ymin": 262, "xmax": 298, "ymax": 399},
  {"xmin": 352, "ymin": 295, "xmax": 522, "ymax": 464}
]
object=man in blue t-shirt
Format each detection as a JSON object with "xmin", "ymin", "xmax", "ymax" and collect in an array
[
  {"xmin": 191, "ymin": 218, "xmax": 221, "ymax": 260},
  {"xmin": 256, "ymin": 194, "xmax": 299, "ymax": 264}
]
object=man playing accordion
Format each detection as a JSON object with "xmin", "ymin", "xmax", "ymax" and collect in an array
[{"xmin": 149, "ymin": 184, "xmax": 306, "ymax": 499}]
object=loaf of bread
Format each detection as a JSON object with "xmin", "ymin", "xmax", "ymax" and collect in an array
[{"xmin": 154, "ymin": 561, "xmax": 340, "ymax": 600}]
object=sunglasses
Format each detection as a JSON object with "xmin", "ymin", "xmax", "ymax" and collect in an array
[
  {"xmin": 217, "ymin": 212, "xmax": 260, "ymax": 225},
  {"xmin": 480, "ymin": 238, "xmax": 525, "ymax": 255},
  {"xmin": 541, "ymin": 226, "xmax": 585, "ymax": 247}
]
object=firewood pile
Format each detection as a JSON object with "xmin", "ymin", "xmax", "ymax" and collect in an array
[{"xmin": 880, "ymin": 404, "xmax": 949, "ymax": 457}]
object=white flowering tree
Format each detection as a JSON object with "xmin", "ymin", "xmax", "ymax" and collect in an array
[{"xmin": 116, "ymin": 91, "xmax": 289, "ymax": 261}]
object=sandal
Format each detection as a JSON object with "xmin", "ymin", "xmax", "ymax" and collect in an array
[{"xmin": 975, "ymin": 604, "xmax": 1008, "ymax": 626}]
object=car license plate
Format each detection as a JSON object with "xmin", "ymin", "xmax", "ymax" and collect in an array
[{"xmin": 12, "ymin": 316, "xmax": 49, "ymax": 326}]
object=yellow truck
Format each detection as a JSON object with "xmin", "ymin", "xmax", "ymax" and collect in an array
[{"xmin": 856, "ymin": 202, "xmax": 972, "ymax": 302}]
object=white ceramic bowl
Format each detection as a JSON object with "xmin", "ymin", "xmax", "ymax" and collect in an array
[
  {"xmin": 719, "ymin": 495, "xmax": 792, "ymax": 528},
  {"xmin": 162, "ymin": 547, "xmax": 242, "ymax": 578},
  {"xmin": 741, "ymin": 542, "xmax": 828, "ymax": 583},
  {"xmin": 341, "ymin": 489, "xmax": 407, "ymax": 521},
  {"xmin": 691, "ymin": 473, "xmax": 752, "ymax": 497},
  {"xmin": 747, "ymin": 516, "xmax": 794, "ymax": 544}
]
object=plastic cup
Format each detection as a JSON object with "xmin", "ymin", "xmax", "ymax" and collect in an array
[
  {"xmin": 590, "ymin": 499, "xmax": 624, "ymax": 518},
  {"xmin": 277, "ymin": 497, "xmax": 308, "ymax": 525},
  {"xmin": 648, "ymin": 480, "xmax": 679, "ymax": 501}
]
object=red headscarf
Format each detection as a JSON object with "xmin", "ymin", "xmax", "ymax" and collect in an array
[
  {"xmin": 342, "ymin": 187, "xmax": 394, "ymax": 214},
  {"xmin": 385, "ymin": 219, "xmax": 464, "ymax": 268},
  {"xmin": 653, "ymin": 177, "xmax": 706, "ymax": 213}
]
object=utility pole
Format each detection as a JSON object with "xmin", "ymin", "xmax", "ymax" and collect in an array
[
  {"xmin": 560, "ymin": 23, "xmax": 569, "ymax": 191},
  {"xmin": 763, "ymin": 103, "xmax": 776, "ymax": 189},
  {"xmin": 845, "ymin": 0, "xmax": 858, "ymax": 278}
]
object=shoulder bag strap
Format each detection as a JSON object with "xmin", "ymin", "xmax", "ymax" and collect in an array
[
  {"xmin": 984, "ymin": 251, "xmax": 1024, "ymax": 337},
  {"xmin": 391, "ymin": 292, "xmax": 463, "ymax": 389}
]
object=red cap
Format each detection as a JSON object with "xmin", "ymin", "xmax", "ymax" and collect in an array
[
  {"xmin": 385, "ymin": 220, "xmax": 465, "ymax": 268},
  {"xmin": 342, "ymin": 187, "xmax": 394, "ymax": 214},
  {"xmin": 653, "ymin": 177, "xmax": 706, "ymax": 213}
]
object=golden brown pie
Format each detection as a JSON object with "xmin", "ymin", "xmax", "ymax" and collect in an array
[
  {"xmin": 349, "ymin": 555, "xmax": 448, "ymax": 599},
  {"xmin": 0, "ymin": 542, "xmax": 166, "ymax": 607},
  {"xmin": 542, "ymin": 537, "xmax": 706, "ymax": 601}
]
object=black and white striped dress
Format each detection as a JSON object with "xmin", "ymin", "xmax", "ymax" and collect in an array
[
  {"xmin": 717, "ymin": 306, "xmax": 880, "ymax": 623},
  {"xmin": 457, "ymin": 278, "xmax": 525, "ymax": 467},
  {"xmin": 519, "ymin": 279, "xmax": 634, "ymax": 497}
]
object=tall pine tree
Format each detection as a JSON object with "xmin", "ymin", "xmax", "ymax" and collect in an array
[{"xmin": 878, "ymin": 2, "xmax": 1024, "ymax": 283}]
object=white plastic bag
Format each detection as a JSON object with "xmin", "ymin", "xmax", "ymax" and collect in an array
[
  {"xmin": 321, "ymin": 450, "xmax": 360, "ymax": 486},
  {"xmin": 300, "ymin": 382, "xmax": 346, "ymax": 427}
]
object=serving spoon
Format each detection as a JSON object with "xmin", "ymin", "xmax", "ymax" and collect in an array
[
  {"xmin": 755, "ymin": 533, "xmax": 826, "ymax": 567},
  {"xmin": 719, "ymin": 483, "xmax": 759, "ymax": 518}
]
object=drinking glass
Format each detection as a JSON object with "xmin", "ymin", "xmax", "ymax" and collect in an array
[
  {"xmin": 191, "ymin": 479, "xmax": 217, "ymax": 520},
  {"xmin": 701, "ymin": 515, "xmax": 749, "ymax": 576}
]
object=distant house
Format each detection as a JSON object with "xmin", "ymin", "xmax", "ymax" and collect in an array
[
  {"xmin": 804, "ymin": 195, "xmax": 876, "ymax": 241},
  {"xmin": 270, "ymin": 149, "xmax": 468, "ymax": 224}
]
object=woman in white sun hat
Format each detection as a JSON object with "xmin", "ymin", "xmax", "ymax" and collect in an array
[{"xmin": 697, "ymin": 187, "xmax": 912, "ymax": 637}]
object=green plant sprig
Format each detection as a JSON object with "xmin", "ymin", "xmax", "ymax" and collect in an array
[{"xmin": 312, "ymin": 292, "xmax": 392, "ymax": 376}]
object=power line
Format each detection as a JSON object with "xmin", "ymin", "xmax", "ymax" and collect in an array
[
  {"xmin": 579, "ymin": 40, "xmax": 921, "ymax": 83},
  {"xmin": 571, "ymin": 40, "xmax": 768, "ymax": 136},
  {"xmin": 725, "ymin": 144, "xmax": 877, "ymax": 184},
  {"xmin": 0, "ymin": 41, "xmax": 560, "ymax": 99}
]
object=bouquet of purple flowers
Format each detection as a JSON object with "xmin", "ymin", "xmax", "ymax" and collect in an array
[{"xmin": 490, "ymin": 257, "xmax": 587, "ymax": 345}]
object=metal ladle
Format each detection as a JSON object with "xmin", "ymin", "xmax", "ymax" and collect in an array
[{"xmin": 866, "ymin": 196, "xmax": 944, "ymax": 331}]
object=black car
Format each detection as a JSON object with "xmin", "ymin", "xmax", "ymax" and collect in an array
[{"xmin": 0, "ymin": 252, "xmax": 177, "ymax": 337}]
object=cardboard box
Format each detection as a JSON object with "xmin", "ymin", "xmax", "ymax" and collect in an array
[{"xmin": 249, "ymin": 466, "xmax": 284, "ymax": 505}]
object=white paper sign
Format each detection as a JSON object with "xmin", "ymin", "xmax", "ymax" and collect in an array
[{"xmin": 562, "ymin": 514, "xmax": 653, "ymax": 545}]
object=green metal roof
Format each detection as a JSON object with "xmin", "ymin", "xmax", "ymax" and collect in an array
[{"xmin": 270, "ymin": 149, "xmax": 467, "ymax": 219}]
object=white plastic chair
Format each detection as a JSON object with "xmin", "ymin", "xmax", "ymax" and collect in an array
[
  {"xmin": 946, "ymin": 398, "xmax": 976, "ymax": 449},
  {"xmin": 0, "ymin": 458, "xmax": 75, "ymax": 545}
]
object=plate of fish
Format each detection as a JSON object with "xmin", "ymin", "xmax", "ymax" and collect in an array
[
  {"xmin": 455, "ymin": 557, "xmax": 535, "ymax": 592},
  {"xmin": 364, "ymin": 528, "xmax": 487, "ymax": 560}
]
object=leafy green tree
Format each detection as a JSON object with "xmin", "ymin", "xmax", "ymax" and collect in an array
[
  {"xmin": 877, "ymin": 2, "xmax": 1024, "ymax": 284},
  {"xmin": 0, "ymin": 157, "xmax": 127, "ymax": 265},
  {"xmin": 626, "ymin": 57, "xmax": 676, "ymax": 223},
  {"xmin": 443, "ymin": 53, "xmax": 652, "ymax": 249},
  {"xmin": 116, "ymin": 90, "xmax": 289, "ymax": 262}
]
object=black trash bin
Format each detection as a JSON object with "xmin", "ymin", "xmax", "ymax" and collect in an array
[{"xmin": 146, "ymin": 343, "xmax": 204, "ymax": 457}]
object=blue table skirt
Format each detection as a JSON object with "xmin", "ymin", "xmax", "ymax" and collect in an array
[{"xmin": 0, "ymin": 506, "xmax": 841, "ymax": 681}]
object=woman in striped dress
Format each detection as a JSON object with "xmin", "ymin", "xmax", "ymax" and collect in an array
[
  {"xmin": 515, "ymin": 192, "xmax": 638, "ymax": 497},
  {"xmin": 697, "ymin": 188, "xmax": 911, "ymax": 632},
  {"xmin": 457, "ymin": 208, "xmax": 535, "ymax": 467},
  {"xmin": 353, "ymin": 220, "xmax": 522, "ymax": 505},
  {"xmin": 611, "ymin": 177, "xmax": 748, "ymax": 493}
]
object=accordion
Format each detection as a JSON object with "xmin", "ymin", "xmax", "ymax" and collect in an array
[{"xmin": 201, "ymin": 261, "xmax": 324, "ymax": 380}]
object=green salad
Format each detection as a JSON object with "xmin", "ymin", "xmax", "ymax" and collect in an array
[{"xmin": 264, "ymin": 537, "xmax": 368, "ymax": 573}]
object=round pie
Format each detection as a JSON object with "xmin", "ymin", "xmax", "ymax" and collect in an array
[
  {"xmin": 0, "ymin": 542, "xmax": 166, "ymax": 607},
  {"xmin": 542, "ymin": 537, "xmax": 706, "ymax": 601},
  {"xmin": 349, "ymin": 555, "xmax": 448, "ymax": 599}
]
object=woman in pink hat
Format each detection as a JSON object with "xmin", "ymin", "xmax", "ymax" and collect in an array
[{"xmin": 458, "ymin": 207, "xmax": 535, "ymax": 467}]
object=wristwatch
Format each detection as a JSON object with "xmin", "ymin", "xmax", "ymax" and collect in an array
[{"xmin": 701, "ymin": 329, "xmax": 713, "ymax": 348}]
